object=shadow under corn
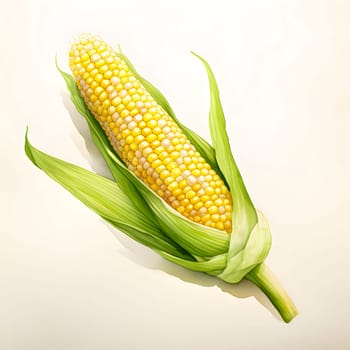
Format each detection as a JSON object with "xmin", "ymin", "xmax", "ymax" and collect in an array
[{"xmin": 61, "ymin": 91, "xmax": 282, "ymax": 322}]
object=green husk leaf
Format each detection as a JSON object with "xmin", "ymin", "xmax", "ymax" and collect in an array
[
  {"xmin": 25, "ymin": 131, "xmax": 190, "ymax": 259},
  {"xmin": 57, "ymin": 66, "xmax": 229, "ymax": 258},
  {"xmin": 218, "ymin": 210, "xmax": 272, "ymax": 283},
  {"xmin": 193, "ymin": 53, "xmax": 262, "ymax": 251},
  {"xmin": 117, "ymin": 48, "xmax": 224, "ymax": 179},
  {"xmin": 56, "ymin": 62, "xmax": 151, "ymax": 216},
  {"xmin": 158, "ymin": 250, "xmax": 227, "ymax": 273}
]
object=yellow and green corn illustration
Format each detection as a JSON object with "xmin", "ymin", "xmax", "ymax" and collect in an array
[{"xmin": 25, "ymin": 34, "xmax": 298, "ymax": 322}]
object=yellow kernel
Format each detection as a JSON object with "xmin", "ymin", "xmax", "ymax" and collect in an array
[
  {"xmin": 163, "ymin": 157, "xmax": 172, "ymax": 165},
  {"xmin": 186, "ymin": 190, "xmax": 196, "ymax": 200},
  {"xmin": 191, "ymin": 196, "xmax": 200, "ymax": 204},
  {"xmin": 131, "ymin": 158, "xmax": 138, "ymax": 167},
  {"xmin": 126, "ymin": 150, "xmax": 134, "ymax": 160},
  {"xmin": 183, "ymin": 157, "xmax": 191, "ymax": 165},
  {"xmin": 104, "ymin": 70, "xmax": 113, "ymax": 79},
  {"xmin": 186, "ymin": 204, "xmax": 194, "ymax": 211},
  {"xmin": 160, "ymin": 170, "xmax": 170, "ymax": 180},
  {"xmin": 205, "ymin": 200, "xmax": 214, "ymax": 208},
  {"xmin": 177, "ymin": 206, "xmax": 185, "ymax": 214},
  {"xmin": 156, "ymin": 165, "xmax": 166, "ymax": 173},
  {"xmin": 181, "ymin": 199, "xmax": 190, "ymax": 206},
  {"xmin": 164, "ymin": 176, "xmax": 175, "ymax": 186},
  {"xmin": 194, "ymin": 202, "xmax": 203, "ymax": 210},
  {"xmin": 147, "ymin": 176, "xmax": 155, "ymax": 184},
  {"xmin": 177, "ymin": 194, "xmax": 185, "ymax": 201},
  {"xmin": 225, "ymin": 205, "xmax": 232, "ymax": 212},
  {"xmin": 100, "ymin": 79, "xmax": 109, "ymax": 88},
  {"xmin": 135, "ymin": 135, "xmax": 144, "ymax": 144},
  {"xmin": 121, "ymin": 110, "xmax": 129, "ymax": 118},
  {"xmin": 121, "ymin": 129, "xmax": 130, "ymax": 138},
  {"xmin": 147, "ymin": 120, "xmax": 157, "ymax": 128},
  {"xmin": 144, "ymin": 113, "xmax": 153, "ymax": 121},
  {"xmin": 147, "ymin": 154, "xmax": 158, "ymax": 163},
  {"xmin": 211, "ymin": 214, "xmax": 219, "ymax": 222},
  {"xmin": 164, "ymin": 163, "xmax": 174, "ymax": 173},
  {"xmin": 146, "ymin": 134, "xmax": 157, "ymax": 143},
  {"xmin": 139, "ymin": 121, "xmax": 146, "ymax": 129},
  {"xmin": 154, "ymin": 146, "xmax": 163, "ymax": 155},
  {"xmin": 216, "ymin": 222, "xmax": 225, "ymax": 230},
  {"xmin": 208, "ymin": 206, "xmax": 218, "ymax": 215},
  {"xmin": 139, "ymin": 141, "xmax": 148, "ymax": 150},
  {"xmin": 202, "ymin": 214, "xmax": 210, "ymax": 223},
  {"xmin": 117, "ymin": 105, "xmax": 126, "ymax": 114},
  {"xmin": 220, "ymin": 214, "xmax": 227, "ymax": 222},
  {"xmin": 171, "ymin": 168, "xmax": 181, "ymax": 178},
  {"xmin": 131, "ymin": 127, "xmax": 141, "ymax": 137},
  {"xmin": 153, "ymin": 127, "xmax": 162, "ymax": 135},
  {"xmin": 126, "ymin": 135, "xmax": 134, "ymax": 144},
  {"xmin": 168, "ymin": 182, "xmax": 179, "ymax": 191},
  {"xmin": 170, "ymin": 151, "xmax": 180, "ymax": 159},
  {"xmin": 151, "ymin": 140, "xmax": 161, "ymax": 149},
  {"xmin": 122, "ymin": 95, "xmax": 132, "ymax": 104},
  {"xmin": 179, "ymin": 180, "xmax": 187, "ymax": 189},
  {"xmin": 95, "ymin": 74, "xmax": 103, "ymax": 82},
  {"xmin": 192, "ymin": 183, "xmax": 201, "ymax": 192},
  {"xmin": 215, "ymin": 199, "xmax": 223, "ymax": 206},
  {"xmin": 115, "ymin": 84, "xmax": 123, "ymax": 91},
  {"xmin": 173, "ymin": 188, "xmax": 182, "ymax": 197},
  {"xmin": 205, "ymin": 187, "xmax": 215, "ymax": 196},
  {"xmin": 192, "ymin": 169, "xmax": 201, "ymax": 177},
  {"xmin": 90, "ymin": 68, "xmax": 99, "ymax": 77},
  {"xmin": 127, "ymin": 101, "xmax": 136, "ymax": 111},
  {"xmin": 99, "ymin": 92, "xmax": 108, "ymax": 102},
  {"xmin": 95, "ymin": 86, "xmax": 103, "ymax": 96},
  {"xmin": 130, "ymin": 108, "xmax": 139, "ymax": 116},
  {"xmin": 158, "ymin": 152, "xmax": 168, "ymax": 160},
  {"xmin": 112, "ymin": 96, "xmax": 122, "ymax": 106},
  {"xmin": 183, "ymin": 186, "xmax": 191, "ymax": 193},
  {"xmin": 142, "ymin": 128, "xmax": 152, "ymax": 136},
  {"xmin": 152, "ymin": 159, "xmax": 162, "ymax": 168}
]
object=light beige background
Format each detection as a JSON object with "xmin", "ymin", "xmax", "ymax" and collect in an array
[{"xmin": 1, "ymin": 0, "xmax": 349, "ymax": 349}]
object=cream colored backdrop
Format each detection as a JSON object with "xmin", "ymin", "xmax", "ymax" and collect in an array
[{"xmin": 1, "ymin": 0, "xmax": 349, "ymax": 349}]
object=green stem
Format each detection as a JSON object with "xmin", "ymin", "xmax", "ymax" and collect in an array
[{"xmin": 246, "ymin": 263, "xmax": 298, "ymax": 323}]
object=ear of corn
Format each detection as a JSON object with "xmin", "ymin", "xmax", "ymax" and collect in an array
[
  {"xmin": 69, "ymin": 35, "xmax": 232, "ymax": 233},
  {"xmin": 25, "ymin": 34, "xmax": 298, "ymax": 322}
]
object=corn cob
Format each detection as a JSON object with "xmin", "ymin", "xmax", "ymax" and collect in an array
[{"xmin": 69, "ymin": 34, "xmax": 233, "ymax": 233}]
